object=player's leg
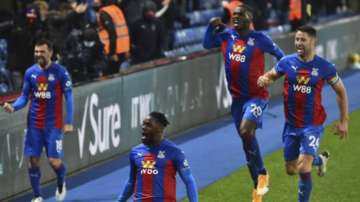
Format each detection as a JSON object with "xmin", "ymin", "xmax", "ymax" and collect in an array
[
  {"xmin": 297, "ymin": 154, "xmax": 313, "ymax": 202},
  {"xmin": 240, "ymin": 99, "xmax": 269, "ymax": 196},
  {"xmin": 296, "ymin": 127, "xmax": 323, "ymax": 202},
  {"xmin": 46, "ymin": 128, "xmax": 66, "ymax": 201},
  {"xmin": 307, "ymin": 126, "xmax": 329, "ymax": 176},
  {"xmin": 24, "ymin": 128, "xmax": 44, "ymax": 201}
]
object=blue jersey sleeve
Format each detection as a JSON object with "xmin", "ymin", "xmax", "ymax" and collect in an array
[
  {"xmin": 12, "ymin": 70, "xmax": 31, "ymax": 111},
  {"xmin": 275, "ymin": 58, "xmax": 287, "ymax": 76},
  {"xmin": 174, "ymin": 150, "xmax": 198, "ymax": 202},
  {"xmin": 203, "ymin": 24, "xmax": 227, "ymax": 49},
  {"xmin": 324, "ymin": 63, "xmax": 339, "ymax": 85},
  {"xmin": 258, "ymin": 32, "xmax": 284, "ymax": 60},
  {"xmin": 61, "ymin": 69, "xmax": 74, "ymax": 124},
  {"xmin": 118, "ymin": 152, "xmax": 136, "ymax": 202}
]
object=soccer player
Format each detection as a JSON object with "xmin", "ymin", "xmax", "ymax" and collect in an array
[
  {"xmin": 202, "ymin": 5, "xmax": 284, "ymax": 202},
  {"xmin": 3, "ymin": 39, "xmax": 73, "ymax": 202},
  {"xmin": 117, "ymin": 112, "xmax": 198, "ymax": 202},
  {"xmin": 258, "ymin": 25, "xmax": 349, "ymax": 202}
]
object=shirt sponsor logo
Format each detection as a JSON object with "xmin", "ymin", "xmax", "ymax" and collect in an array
[
  {"xmin": 141, "ymin": 160, "xmax": 158, "ymax": 175},
  {"xmin": 293, "ymin": 75, "xmax": 311, "ymax": 94},
  {"xmin": 232, "ymin": 44, "xmax": 246, "ymax": 53},
  {"xmin": 229, "ymin": 44, "xmax": 246, "ymax": 62},
  {"xmin": 34, "ymin": 83, "xmax": 51, "ymax": 99}
]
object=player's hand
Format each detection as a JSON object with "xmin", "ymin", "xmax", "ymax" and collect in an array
[
  {"xmin": 3, "ymin": 102, "xmax": 14, "ymax": 113},
  {"xmin": 209, "ymin": 17, "xmax": 224, "ymax": 27},
  {"xmin": 333, "ymin": 121, "xmax": 348, "ymax": 139},
  {"xmin": 63, "ymin": 124, "xmax": 74, "ymax": 133},
  {"xmin": 257, "ymin": 75, "xmax": 272, "ymax": 87}
]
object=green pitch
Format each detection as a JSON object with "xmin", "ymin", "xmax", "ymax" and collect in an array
[{"xmin": 182, "ymin": 109, "xmax": 360, "ymax": 202}]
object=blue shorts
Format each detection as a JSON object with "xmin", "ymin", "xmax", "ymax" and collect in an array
[
  {"xmin": 282, "ymin": 123, "xmax": 324, "ymax": 161},
  {"xmin": 24, "ymin": 127, "xmax": 64, "ymax": 158},
  {"xmin": 231, "ymin": 98, "xmax": 268, "ymax": 131}
]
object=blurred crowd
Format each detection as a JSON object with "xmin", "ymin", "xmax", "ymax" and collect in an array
[{"xmin": 0, "ymin": 0, "xmax": 356, "ymax": 94}]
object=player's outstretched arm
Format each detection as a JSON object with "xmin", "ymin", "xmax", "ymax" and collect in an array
[
  {"xmin": 179, "ymin": 168, "xmax": 198, "ymax": 202},
  {"xmin": 257, "ymin": 68, "xmax": 281, "ymax": 88},
  {"xmin": 331, "ymin": 79, "xmax": 349, "ymax": 139}
]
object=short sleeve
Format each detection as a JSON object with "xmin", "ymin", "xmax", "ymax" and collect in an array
[{"xmin": 324, "ymin": 63, "xmax": 339, "ymax": 85}]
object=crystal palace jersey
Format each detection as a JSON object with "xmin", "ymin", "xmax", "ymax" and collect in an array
[
  {"xmin": 203, "ymin": 26, "xmax": 284, "ymax": 99},
  {"xmin": 129, "ymin": 139, "xmax": 191, "ymax": 201},
  {"xmin": 275, "ymin": 54, "xmax": 339, "ymax": 128},
  {"xmin": 14, "ymin": 63, "xmax": 73, "ymax": 129}
]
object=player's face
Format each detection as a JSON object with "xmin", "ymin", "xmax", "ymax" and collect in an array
[
  {"xmin": 294, "ymin": 31, "xmax": 315, "ymax": 57},
  {"xmin": 141, "ymin": 116, "xmax": 162, "ymax": 145},
  {"xmin": 34, "ymin": 44, "xmax": 52, "ymax": 68},
  {"xmin": 232, "ymin": 7, "xmax": 251, "ymax": 30}
]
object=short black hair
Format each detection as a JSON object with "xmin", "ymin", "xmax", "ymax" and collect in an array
[
  {"xmin": 150, "ymin": 111, "xmax": 170, "ymax": 127},
  {"xmin": 35, "ymin": 38, "xmax": 54, "ymax": 51},
  {"xmin": 296, "ymin": 25, "xmax": 317, "ymax": 38}
]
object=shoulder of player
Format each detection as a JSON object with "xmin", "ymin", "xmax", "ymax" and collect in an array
[
  {"xmin": 161, "ymin": 139, "xmax": 182, "ymax": 153},
  {"xmin": 24, "ymin": 64, "xmax": 39, "ymax": 77},
  {"xmin": 314, "ymin": 55, "xmax": 334, "ymax": 67},
  {"xmin": 250, "ymin": 31, "xmax": 272, "ymax": 40},
  {"xmin": 278, "ymin": 53, "xmax": 297, "ymax": 63}
]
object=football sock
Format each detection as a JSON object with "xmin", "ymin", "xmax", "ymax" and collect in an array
[
  {"xmin": 298, "ymin": 172, "xmax": 312, "ymax": 202},
  {"xmin": 53, "ymin": 163, "xmax": 66, "ymax": 193},
  {"xmin": 242, "ymin": 133, "xmax": 265, "ymax": 187},
  {"xmin": 28, "ymin": 167, "xmax": 41, "ymax": 197},
  {"xmin": 312, "ymin": 155, "xmax": 323, "ymax": 166}
]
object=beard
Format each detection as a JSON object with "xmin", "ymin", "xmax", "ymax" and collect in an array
[{"xmin": 35, "ymin": 56, "xmax": 49, "ymax": 68}]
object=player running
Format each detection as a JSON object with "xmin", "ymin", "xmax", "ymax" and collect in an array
[
  {"xmin": 258, "ymin": 25, "xmax": 349, "ymax": 202},
  {"xmin": 203, "ymin": 4, "xmax": 284, "ymax": 202}
]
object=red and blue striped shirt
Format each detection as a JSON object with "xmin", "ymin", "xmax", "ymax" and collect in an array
[
  {"xmin": 12, "ymin": 63, "xmax": 73, "ymax": 128},
  {"xmin": 203, "ymin": 25, "xmax": 284, "ymax": 100},
  {"xmin": 118, "ymin": 139, "xmax": 197, "ymax": 202},
  {"xmin": 275, "ymin": 54, "xmax": 339, "ymax": 128}
]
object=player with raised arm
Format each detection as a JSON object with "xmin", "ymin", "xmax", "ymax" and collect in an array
[{"xmin": 203, "ymin": 4, "xmax": 284, "ymax": 202}]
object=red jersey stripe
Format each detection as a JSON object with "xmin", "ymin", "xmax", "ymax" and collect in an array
[
  {"xmin": 284, "ymin": 75, "xmax": 290, "ymax": 122},
  {"xmin": 313, "ymin": 79, "xmax": 326, "ymax": 125},
  {"xmin": 248, "ymin": 47, "xmax": 268, "ymax": 99},
  {"xmin": 163, "ymin": 160, "xmax": 176, "ymax": 202},
  {"xmin": 36, "ymin": 76, "xmax": 47, "ymax": 128}
]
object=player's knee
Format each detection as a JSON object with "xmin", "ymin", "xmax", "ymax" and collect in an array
[
  {"xmin": 29, "ymin": 157, "xmax": 40, "ymax": 168},
  {"xmin": 285, "ymin": 164, "xmax": 298, "ymax": 176},
  {"xmin": 286, "ymin": 167, "xmax": 297, "ymax": 176},
  {"xmin": 239, "ymin": 126, "xmax": 252, "ymax": 136},
  {"xmin": 48, "ymin": 158, "xmax": 62, "ymax": 168}
]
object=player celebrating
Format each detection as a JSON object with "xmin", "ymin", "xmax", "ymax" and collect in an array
[
  {"xmin": 203, "ymin": 4, "xmax": 284, "ymax": 202},
  {"xmin": 117, "ymin": 112, "xmax": 198, "ymax": 202},
  {"xmin": 258, "ymin": 25, "xmax": 349, "ymax": 202},
  {"xmin": 3, "ymin": 39, "xmax": 73, "ymax": 202}
]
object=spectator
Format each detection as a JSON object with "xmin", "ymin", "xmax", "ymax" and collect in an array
[
  {"xmin": 7, "ymin": 4, "xmax": 43, "ymax": 76},
  {"xmin": 94, "ymin": 0, "xmax": 130, "ymax": 75},
  {"xmin": 131, "ymin": 1, "xmax": 165, "ymax": 65},
  {"xmin": 153, "ymin": 0, "xmax": 176, "ymax": 50},
  {"xmin": 62, "ymin": 25, "xmax": 106, "ymax": 82}
]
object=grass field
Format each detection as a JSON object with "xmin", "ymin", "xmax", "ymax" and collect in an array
[{"xmin": 182, "ymin": 109, "xmax": 360, "ymax": 202}]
